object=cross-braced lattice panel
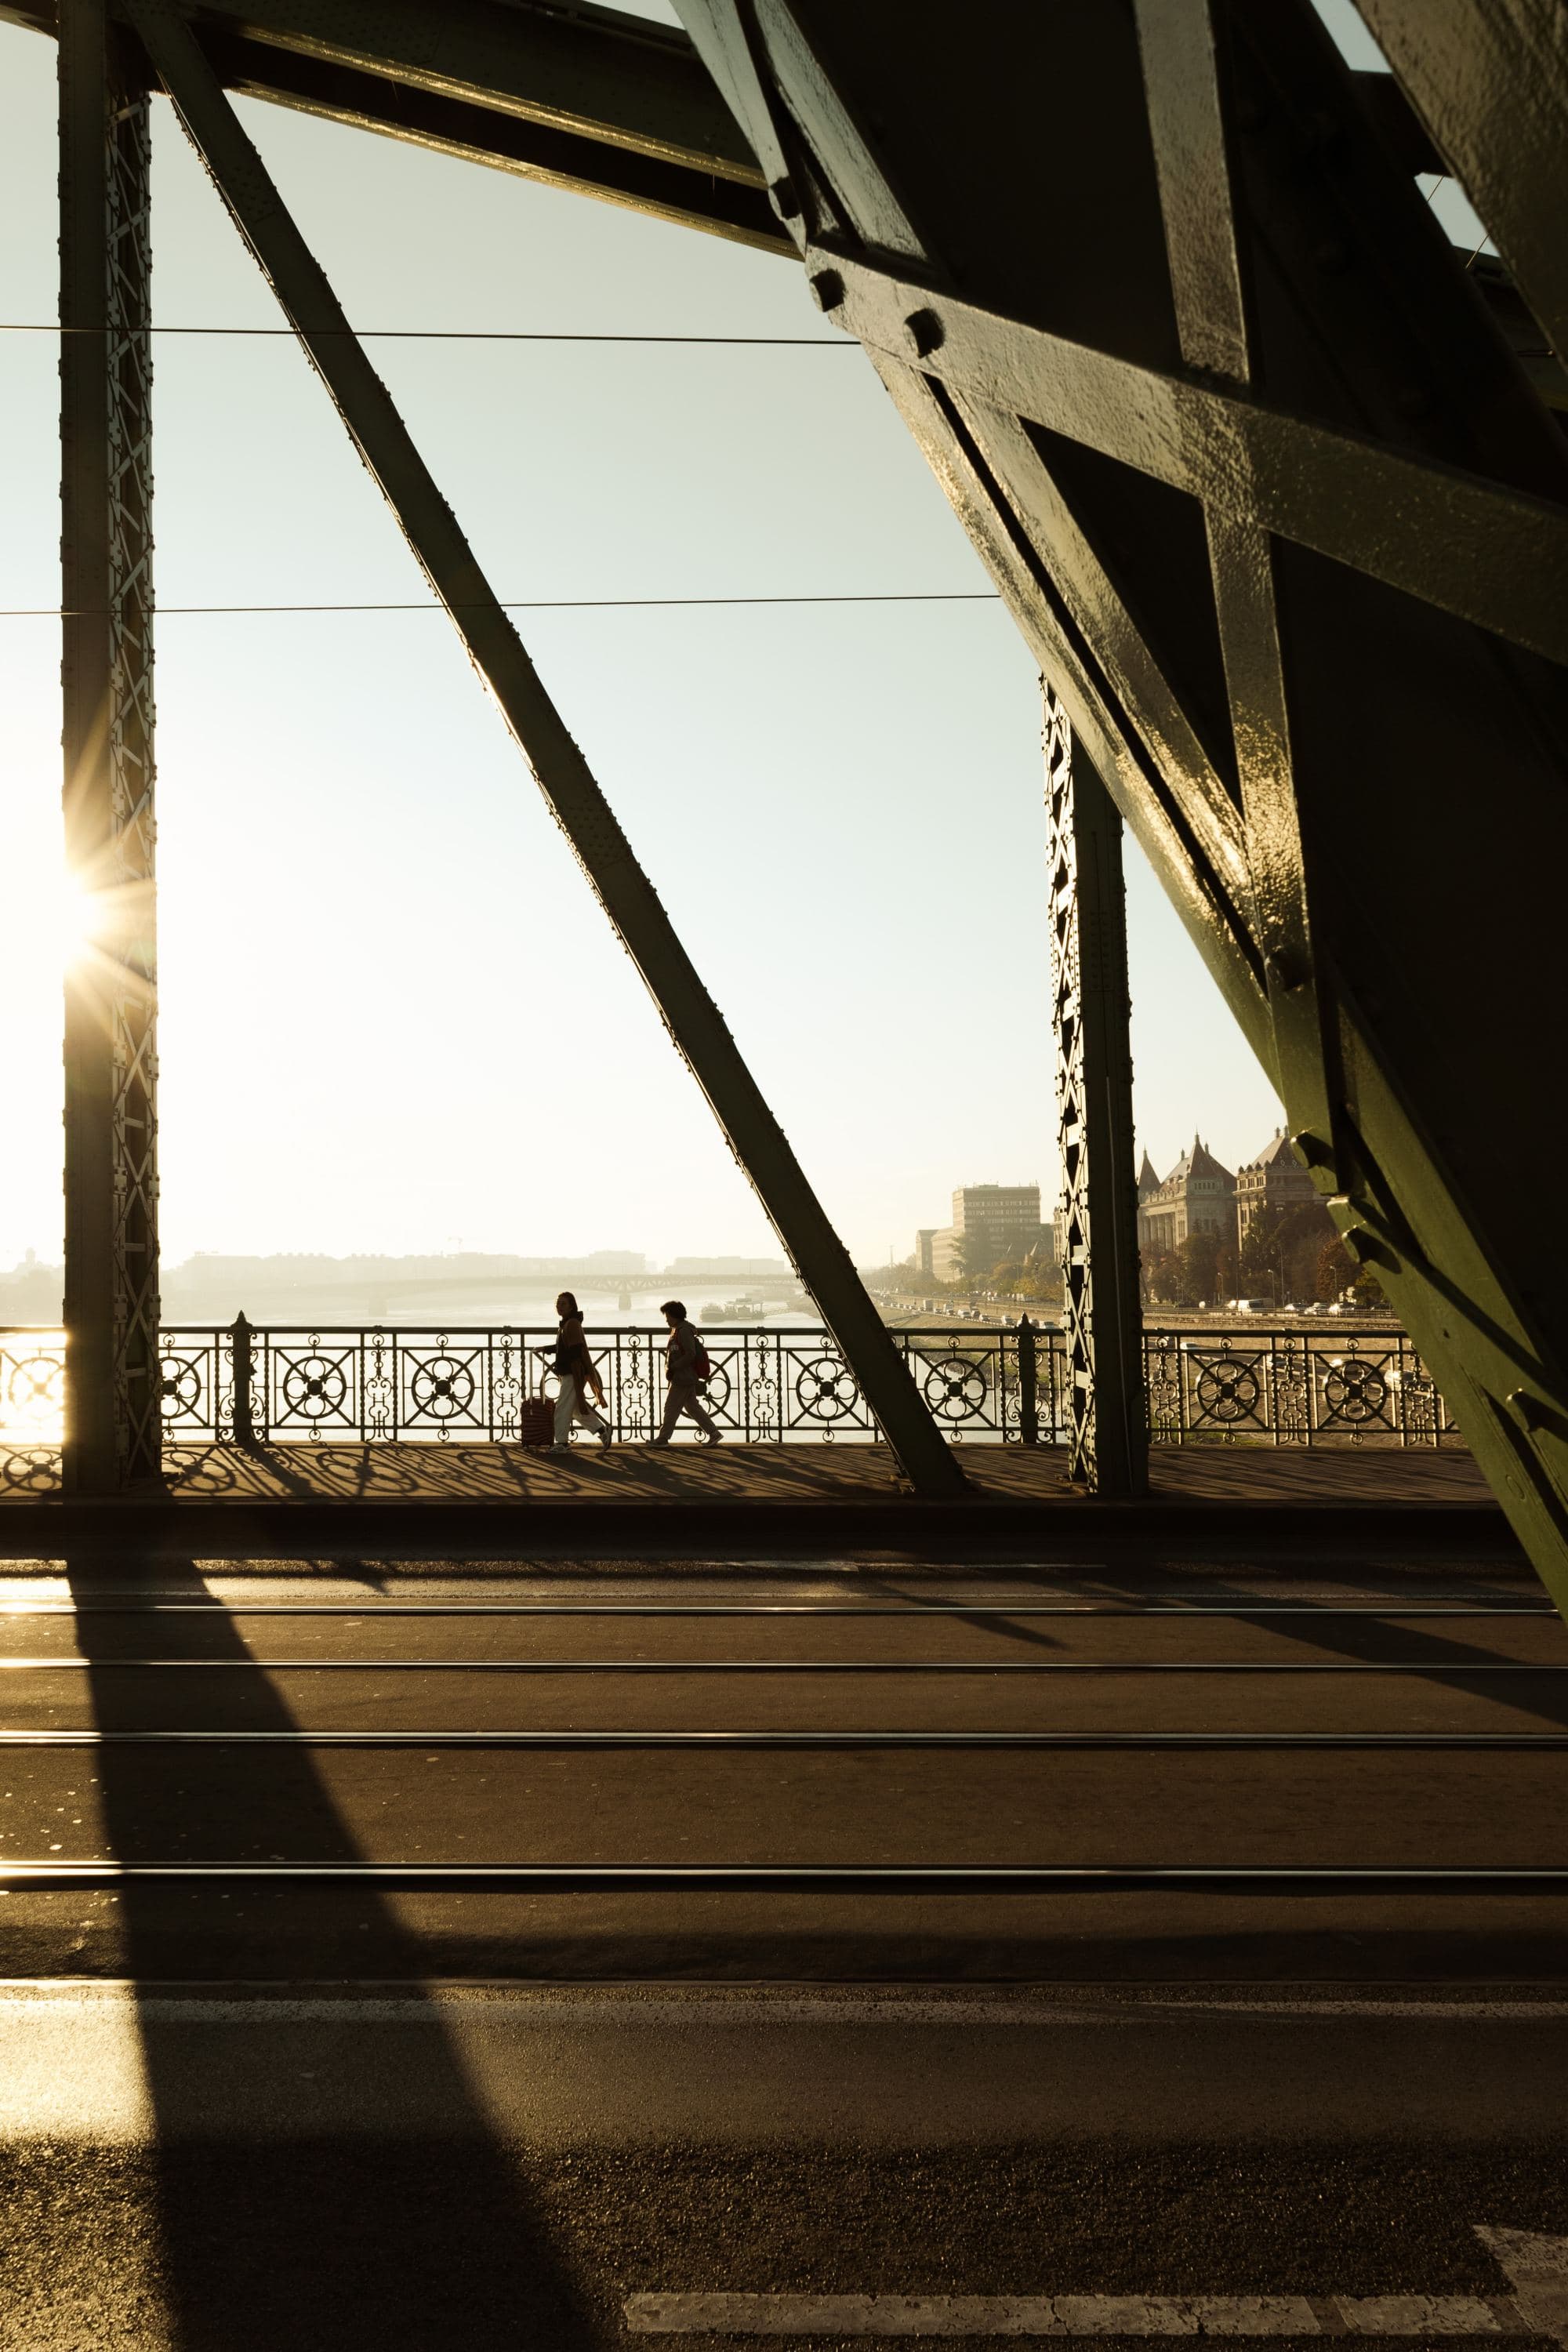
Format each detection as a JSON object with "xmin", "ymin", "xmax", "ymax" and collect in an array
[{"xmin": 105, "ymin": 93, "xmax": 159, "ymax": 1482}]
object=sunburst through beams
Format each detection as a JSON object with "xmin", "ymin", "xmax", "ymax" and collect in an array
[{"xmin": 6, "ymin": 869, "xmax": 148, "ymax": 988}]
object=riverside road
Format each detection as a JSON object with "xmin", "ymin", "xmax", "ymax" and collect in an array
[{"xmin": 2, "ymin": 1544, "xmax": 1567, "ymax": 2347}]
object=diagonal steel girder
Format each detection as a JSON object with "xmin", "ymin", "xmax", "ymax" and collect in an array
[
  {"xmin": 1352, "ymin": 0, "xmax": 1568, "ymax": 369},
  {"xmin": 122, "ymin": 0, "xmax": 964, "ymax": 1497},
  {"xmin": 674, "ymin": 0, "xmax": 1568, "ymax": 1593},
  {"xmin": 2, "ymin": 0, "xmax": 790, "ymax": 252}
]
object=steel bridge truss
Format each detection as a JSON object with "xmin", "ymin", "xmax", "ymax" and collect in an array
[
  {"xmin": 53, "ymin": 0, "xmax": 967, "ymax": 1498},
  {"xmin": 30, "ymin": 0, "xmax": 1568, "ymax": 1579},
  {"xmin": 59, "ymin": 0, "xmax": 158, "ymax": 1491},
  {"xmin": 1046, "ymin": 688, "xmax": 1146, "ymax": 1496},
  {"xmin": 668, "ymin": 0, "xmax": 1568, "ymax": 1593}
]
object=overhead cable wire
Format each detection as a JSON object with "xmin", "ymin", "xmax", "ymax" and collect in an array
[
  {"xmin": 1, "ymin": 323, "xmax": 851, "ymax": 344},
  {"xmin": 0, "ymin": 592, "xmax": 1001, "ymax": 618}
]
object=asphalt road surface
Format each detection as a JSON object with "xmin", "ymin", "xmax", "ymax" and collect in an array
[
  {"xmin": 2, "ymin": 1986, "xmax": 1568, "ymax": 2348},
  {"xmin": 2, "ymin": 1548, "xmax": 1566, "ymax": 2347},
  {"xmin": 2, "ymin": 1550, "xmax": 1566, "ymax": 1977}
]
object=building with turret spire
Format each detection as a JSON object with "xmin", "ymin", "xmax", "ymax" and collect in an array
[
  {"xmin": 1235, "ymin": 1127, "xmax": 1319, "ymax": 1246},
  {"xmin": 1137, "ymin": 1137, "xmax": 1237, "ymax": 1263}
]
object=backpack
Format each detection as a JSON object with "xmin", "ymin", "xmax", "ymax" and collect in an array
[{"xmin": 693, "ymin": 1338, "xmax": 712, "ymax": 1384}]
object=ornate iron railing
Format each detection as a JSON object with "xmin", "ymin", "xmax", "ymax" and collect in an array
[
  {"xmin": 154, "ymin": 1322, "xmax": 1043, "ymax": 1447},
  {"xmin": 0, "ymin": 1328, "xmax": 68, "ymax": 1495},
  {"xmin": 1, "ymin": 1320, "xmax": 1459, "ymax": 1490},
  {"xmin": 1142, "ymin": 1328, "xmax": 1460, "ymax": 1448}
]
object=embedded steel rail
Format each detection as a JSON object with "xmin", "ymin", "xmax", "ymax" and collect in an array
[
  {"xmin": 6, "ymin": 1727, "xmax": 1568, "ymax": 1748},
  {"xmin": 5, "ymin": 1860, "xmax": 1568, "ymax": 1892},
  {"xmin": 3, "ymin": 1657, "xmax": 1565, "ymax": 1673},
  {"xmin": 0, "ymin": 1602, "xmax": 1553, "ymax": 1618}
]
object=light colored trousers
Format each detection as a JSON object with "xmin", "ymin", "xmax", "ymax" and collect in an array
[
  {"xmin": 554, "ymin": 1374, "xmax": 608, "ymax": 1445},
  {"xmin": 658, "ymin": 1380, "xmax": 721, "ymax": 1442}
]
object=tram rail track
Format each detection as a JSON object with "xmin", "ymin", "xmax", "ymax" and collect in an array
[{"xmin": 5, "ymin": 1577, "xmax": 1564, "ymax": 1944}]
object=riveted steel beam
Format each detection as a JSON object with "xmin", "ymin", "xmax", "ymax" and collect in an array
[
  {"xmin": 805, "ymin": 252, "xmax": 1568, "ymax": 672},
  {"xmin": 1352, "ymin": 0, "xmax": 1568, "ymax": 366},
  {"xmin": 201, "ymin": 32, "xmax": 787, "ymax": 253},
  {"xmin": 1134, "ymin": 0, "xmax": 1341, "ymax": 1167},
  {"xmin": 59, "ymin": 0, "xmax": 160, "ymax": 1494},
  {"xmin": 183, "ymin": 0, "xmax": 760, "ymax": 180},
  {"xmin": 676, "ymin": 0, "xmax": 1568, "ymax": 1593},
  {"xmin": 2, "ymin": 0, "xmax": 790, "ymax": 253},
  {"xmin": 124, "ymin": 0, "xmax": 964, "ymax": 1497},
  {"xmin": 1047, "ymin": 691, "xmax": 1146, "ymax": 1497}
]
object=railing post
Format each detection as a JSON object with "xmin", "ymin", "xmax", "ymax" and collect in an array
[
  {"xmin": 1017, "ymin": 1314, "xmax": 1039, "ymax": 1445},
  {"xmin": 230, "ymin": 1310, "xmax": 255, "ymax": 1445},
  {"xmin": 1046, "ymin": 684, "xmax": 1149, "ymax": 1496}
]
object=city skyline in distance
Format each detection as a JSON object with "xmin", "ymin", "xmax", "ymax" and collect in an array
[{"xmin": 0, "ymin": 1112, "xmax": 1304, "ymax": 1304}]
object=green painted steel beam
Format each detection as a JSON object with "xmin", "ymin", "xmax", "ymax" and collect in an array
[{"xmin": 673, "ymin": 0, "xmax": 1568, "ymax": 1594}]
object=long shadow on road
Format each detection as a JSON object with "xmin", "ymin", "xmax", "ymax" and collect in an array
[{"xmin": 65, "ymin": 1554, "xmax": 597, "ymax": 2352}]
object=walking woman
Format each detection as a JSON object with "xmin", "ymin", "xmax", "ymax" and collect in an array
[{"xmin": 550, "ymin": 1292, "xmax": 612, "ymax": 1454}]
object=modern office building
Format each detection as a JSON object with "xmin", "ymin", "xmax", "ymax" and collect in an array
[
  {"xmin": 914, "ymin": 1187, "xmax": 1048, "ymax": 1281},
  {"xmin": 951, "ymin": 1184, "xmax": 1047, "ymax": 1263}
]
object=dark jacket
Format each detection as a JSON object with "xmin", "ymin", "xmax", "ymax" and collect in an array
[{"xmin": 665, "ymin": 1319, "xmax": 700, "ymax": 1383}]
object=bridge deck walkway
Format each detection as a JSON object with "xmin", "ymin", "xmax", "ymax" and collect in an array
[{"xmin": 63, "ymin": 1439, "xmax": 1495, "ymax": 1508}]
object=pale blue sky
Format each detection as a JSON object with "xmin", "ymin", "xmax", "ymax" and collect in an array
[{"xmin": 1, "ymin": 5, "xmax": 1476, "ymax": 1272}]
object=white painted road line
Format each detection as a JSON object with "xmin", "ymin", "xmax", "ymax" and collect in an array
[
  {"xmin": 622, "ymin": 2292, "xmax": 1519, "ymax": 2336},
  {"xmin": 1477, "ymin": 2230, "xmax": 1568, "ymax": 2343}
]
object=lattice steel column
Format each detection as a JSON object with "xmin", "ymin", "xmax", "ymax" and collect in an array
[
  {"xmin": 1046, "ymin": 685, "xmax": 1147, "ymax": 1497},
  {"xmin": 60, "ymin": 0, "xmax": 159, "ymax": 1491}
]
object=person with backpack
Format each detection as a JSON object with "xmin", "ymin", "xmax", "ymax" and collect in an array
[{"xmin": 652, "ymin": 1299, "xmax": 723, "ymax": 1446}]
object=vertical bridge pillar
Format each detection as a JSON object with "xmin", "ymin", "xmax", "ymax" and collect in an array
[
  {"xmin": 1045, "ymin": 685, "xmax": 1147, "ymax": 1497},
  {"xmin": 60, "ymin": 0, "xmax": 159, "ymax": 1491}
]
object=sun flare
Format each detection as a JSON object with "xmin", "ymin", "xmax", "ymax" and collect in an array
[
  {"xmin": 55, "ymin": 874, "xmax": 105, "ymax": 965},
  {"xmin": 2, "ymin": 871, "xmax": 114, "ymax": 978}
]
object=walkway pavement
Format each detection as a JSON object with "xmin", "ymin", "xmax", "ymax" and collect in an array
[{"xmin": 0, "ymin": 1438, "xmax": 1497, "ymax": 1509}]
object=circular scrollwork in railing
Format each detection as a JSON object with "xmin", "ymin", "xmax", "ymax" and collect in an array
[
  {"xmin": 2, "ymin": 1445, "xmax": 62, "ymax": 1495},
  {"xmin": 2, "ymin": 1350, "xmax": 65, "ymax": 1430},
  {"xmin": 699, "ymin": 1360, "xmax": 733, "ymax": 1420},
  {"xmin": 1192, "ymin": 1354, "xmax": 1263, "ymax": 1428},
  {"xmin": 280, "ymin": 1352, "xmax": 350, "ymax": 1423},
  {"xmin": 920, "ymin": 1355, "xmax": 989, "ymax": 1425},
  {"xmin": 157, "ymin": 1352, "xmax": 206, "ymax": 1421},
  {"xmin": 409, "ymin": 1354, "xmax": 477, "ymax": 1423},
  {"xmin": 1320, "ymin": 1356, "xmax": 1389, "ymax": 1429},
  {"xmin": 793, "ymin": 1356, "xmax": 860, "ymax": 1426}
]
